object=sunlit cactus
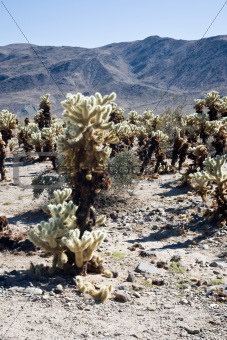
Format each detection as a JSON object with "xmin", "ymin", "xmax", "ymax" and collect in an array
[
  {"xmin": 0, "ymin": 109, "xmax": 17, "ymax": 145},
  {"xmin": 190, "ymin": 154, "xmax": 227, "ymax": 221},
  {"xmin": 57, "ymin": 92, "xmax": 118, "ymax": 237},
  {"xmin": 28, "ymin": 188, "xmax": 107, "ymax": 273},
  {"xmin": 34, "ymin": 93, "xmax": 51, "ymax": 129},
  {"xmin": 0, "ymin": 133, "xmax": 6, "ymax": 181}
]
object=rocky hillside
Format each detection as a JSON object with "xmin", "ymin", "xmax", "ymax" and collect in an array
[{"xmin": 0, "ymin": 35, "xmax": 227, "ymax": 117}]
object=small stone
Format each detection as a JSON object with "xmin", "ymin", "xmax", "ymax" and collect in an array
[
  {"xmin": 135, "ymin": 262, "xmax": 159, "ymax": 274},
  {"xmin": 116, "ymin": 284, "xmax": 128, "ymax": 290},
  {"xmin": 110, "ymin": 212, "xmax": 118, "ymax": 220},
  {"xmin": 179, "ymin": 298, "xmax": 189, "ymax": 305},
  {"xmin": 0, "ymin": 268, "xmax": 5, "ymax": 276},
  {"xmin": 210, "ymin": 261, "xmax": 219, "ymax": 267},
  {"xmin": 127, "ymin": 272, "xmax": 136, "ymax": 282},
  {"xmin": 202, "ymin": 244, "xmax": 209, "ymax": 250},
  {"xmin": 152, "ymin": 278, "xmax": 165, "ymax": 286},
  {"xmin": 133, "ymin": 292, "xmax": 141, "ymax": 298},
  {"xmin": 164, "ymin": 304, "xmax": 172, "ymax": 309},
  {"xmin": 156, "ymin": 261, "xmax": 167, "ymax": 268},
  {"xmin": 54, "ymin": 284, "xmax": 63, "ymax": 294},
  {"xmin": 25, "ymin": 287, "xmax": 43, "ymax": 295},
  {"xmin": 114, "ymin": 291, "xmax": 129, "ymax": 302},
  {"xmin": 112, "ymin": 271, "xmax": 119, "ymax": 278},
  {"xmin": 185, "ymin": 327, "xmax": 200, "ymax": 335},
  {"xmin": 170, "ymin": 255, "xmax": 181, "ymax": 262}
]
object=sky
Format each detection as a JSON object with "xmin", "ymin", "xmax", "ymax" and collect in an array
[{"xmin": 0, "ymin": 0, "xmax": 227, "ymax": 48}]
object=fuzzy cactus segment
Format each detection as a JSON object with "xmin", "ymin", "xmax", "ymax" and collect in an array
[
  {"xmin": 76, "ymin": 276, "xmax": 113, "ymax": 303},
  {"xmin": 58, "ymin": 92, "xmax": 118, "ymax": 172},
  {"xmin": 28, "ymin": 188, "xmax": 107, "ymax": 271}
]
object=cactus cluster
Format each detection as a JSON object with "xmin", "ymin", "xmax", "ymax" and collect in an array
[
  {"xmin": 76, "ymin": 276, "xmax": 113, "ymax": 303},
  {"xmin": 190, "ymin": 154, "xmax": 227, "ymax": 221},
  {"xmin": 28, "ymin": 188, "xmax": 107, "ymax": 273},
  {"xmin": 0, "ymin": 132, "xmax": 6, "ymax": 181},
  {"xmin": 0, "ymin": 109, "xmax": 17, "ymax": 145},
  {"xmin": 57, "ymin": 92, "xmax": 118, "ymax": 236},
  {"xmin": 34, "ymin": 93, "xmax": 52, "ymax": 129}
]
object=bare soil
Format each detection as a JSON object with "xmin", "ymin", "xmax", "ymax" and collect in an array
[{"xmin": 0, "ymin": 157, "xmax": 226, "ymax": 340}]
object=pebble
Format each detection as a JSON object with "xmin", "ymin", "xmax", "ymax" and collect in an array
[
  {"xmin": 202, "ymin": 244, "xmax": 209, "ymax": 250},
  {"xmin": 114, "ymin": 291, "xmax": 129, "ymax": 303},
  {"xmin": 127, "ymin": 272, "xmax": 136, "ymax": 282},
  {"xmin": 135, "ymin": 262, "xmax": 159, "ymax": 274},
  {"xmin": 133, "ymin": 292, "xmax": 141, "ymax": 298},
  {"xmin": 0, "ymin": 268, "xmax": 5, "ymax": 275},
  {"xmin": 179, "ymin": 298, "xmax": 189, "ymax": 305},
  {"xmin": 25, "ymin": 287, "xmax": 43, "ymax": 295},
  {"xmin": 184, "ymin": 327, "xmax": 200, "ymax": 335}
]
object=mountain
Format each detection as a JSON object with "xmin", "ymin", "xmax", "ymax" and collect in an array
[{"xmin": 0, "ymin": 35, "xmax": 227, "ymax": 117}]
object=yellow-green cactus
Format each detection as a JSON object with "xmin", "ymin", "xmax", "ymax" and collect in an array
[
  {"xmin": 28, "ymin": 188, "xmax": 107, "ymax": 271},
  {"xmin": 76, "ymin": 276, "xmax": 113, "ymax": 303},
  {"xmin": 0, "ymin": 109, "xmax": 17, "ymax": 145},
  {"xmin": 190, "ymin": 154, "xmax": 227, "ymax": 220},
  {"xmin": 61, "ymin": 229, "xmax": 93, "ymax": 267},
  {"xmin": 58, "ymin": 92, "xmax": 118, "ymax": 172}
]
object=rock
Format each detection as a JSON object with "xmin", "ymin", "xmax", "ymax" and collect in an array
[
  {"xmin": 139, "ymin": 250, "xmax": 157, "ymax": 258},
  {"xmin": 135, "ymin": 262, "xmax": 159, "ymax": 274},
  {"xmin": 170, "ymin": 255, "xmax": 181, "ymax": 262},
  {"xmin": 179, "ymin": 298, "xmax": 189, "ymax": 305},
  {"xmin": 127, "ymin": 272, "xmax": 136, "ymax": 282},
  {"xmin": 202, "ymin": 244, "xmax": 209, "ymax": 250},
  {"xmin": 132, "ymin": 284, "xmax": 143, "ymax": 291},
  {"xmin": 163, "ymin": 304, "xmax": 172, "ymax": 309},
  {"xmin": 185, "ymin": 327, "xmax": 200, "ymax": 335},
  {"xmin": 112, "ymin": 271, "xmax": 119, "ymax": 278},
  {"xmin": 210, "ymin": 261, "xmax": 219, "ymax": 267},
  {"xmin": 114, "ymin": 291, "xmax": 129, "ymax": 302},
  {"xmin": 116, "ymin": 284, "xmax": 128, "ymax": 290},
  {"xmin": 152, "ymin": 278, "xmax": 165, "ymax": 286},
  {"xmin": 25, "ymin": 287, "xmax": 43, "ymax": 295},
  {"xmin": 133, "ymin": 292, "xmax": 141, "ymax": 298},
  {"xmin": 156, "ymin": 261, "xmax": 167, "ymax": 269},
  {"xmin": 110, "ymin": 212, "xmax": 118, "ymax": 220},
  {"xmin": 54, "ymin": 284, "xmax": 63, "ymax": 294},
  {"xmin": 0, "ymin": 268, "xmax": 5, "ymax": 276}
]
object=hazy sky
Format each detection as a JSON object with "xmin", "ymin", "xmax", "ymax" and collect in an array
[{"xmin": 0, "ymin": 0, "xmax": 227, "ymax": 47}]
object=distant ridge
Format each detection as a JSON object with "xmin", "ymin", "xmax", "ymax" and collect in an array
[{"xmin": 0, "ymin": 35, "xmax": 227, "ymax": 117}]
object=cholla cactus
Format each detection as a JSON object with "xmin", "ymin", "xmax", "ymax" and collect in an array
[
  {"xmin": 17, "ymin": 122, "xmax": 39, "ymax": 153},
  {"xmin": 0, "ymin": 109, "xmax": 17, "ymax": 145},
  {"xmin": 128, "ymin": 111, "xmax": 141, "ymax": 125},
  {"xmin": 189, "ymin": 171, "xmax": 209, "ymax": 201},
  {"xmin": 188, "ymin": 145, "xmax": 208, "ymax": 170},
  {"xmin": 139, "ymin": 130, "xmax": 169, "ymax": 173},
  {"xmin": 109, "ymin": 103, "xmax": 125, "ymax": 124},
  {"xmin": 205, "ymin": 118, "xmax": 227, "ymax": 155},
  {"xmin": 76, "ymin": 276, "xmax": 113, "ymax": 303},
  {"xmin": 194, "ymin": 98, "xmax": 205, "ymax": 113},
  {"xmin": 57, "ymin": 92, "xmax": 118, "ymax": 237},
  {"xmin": 34, "ymin": 93, "xmax": 51, "ymax": 129},
  {"xmin": 28, "ymin": 188, "xmax": 107, "ymax": 272},
  {"xmin": 0, "ymin": 133, "xmax": 6, "ymax": 181},
  {"xmin": 190, "ymin": 154, "xmax": 227, "ymax": 220},
  {"xmin": 182, "ymin": 112, "xmax": 209, "ymax": 143}
]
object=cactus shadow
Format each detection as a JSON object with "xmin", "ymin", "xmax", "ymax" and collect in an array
[
  {"xmin": 0, "ymin": 267, "xmax": 77, "ymax": 293},
  {"xmin": 8, "ymin": 209, "xmax": 48, "ymax": 226}
]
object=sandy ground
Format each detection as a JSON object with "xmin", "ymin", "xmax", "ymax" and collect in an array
[{"xmin": 0, "ymin": 156, "xmax": 226, "ymax": 340}]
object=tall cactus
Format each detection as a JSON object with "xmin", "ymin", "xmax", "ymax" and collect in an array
[{"xmin": 58, "ymin": 92, "xmax": 118, "ymax": 236}]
